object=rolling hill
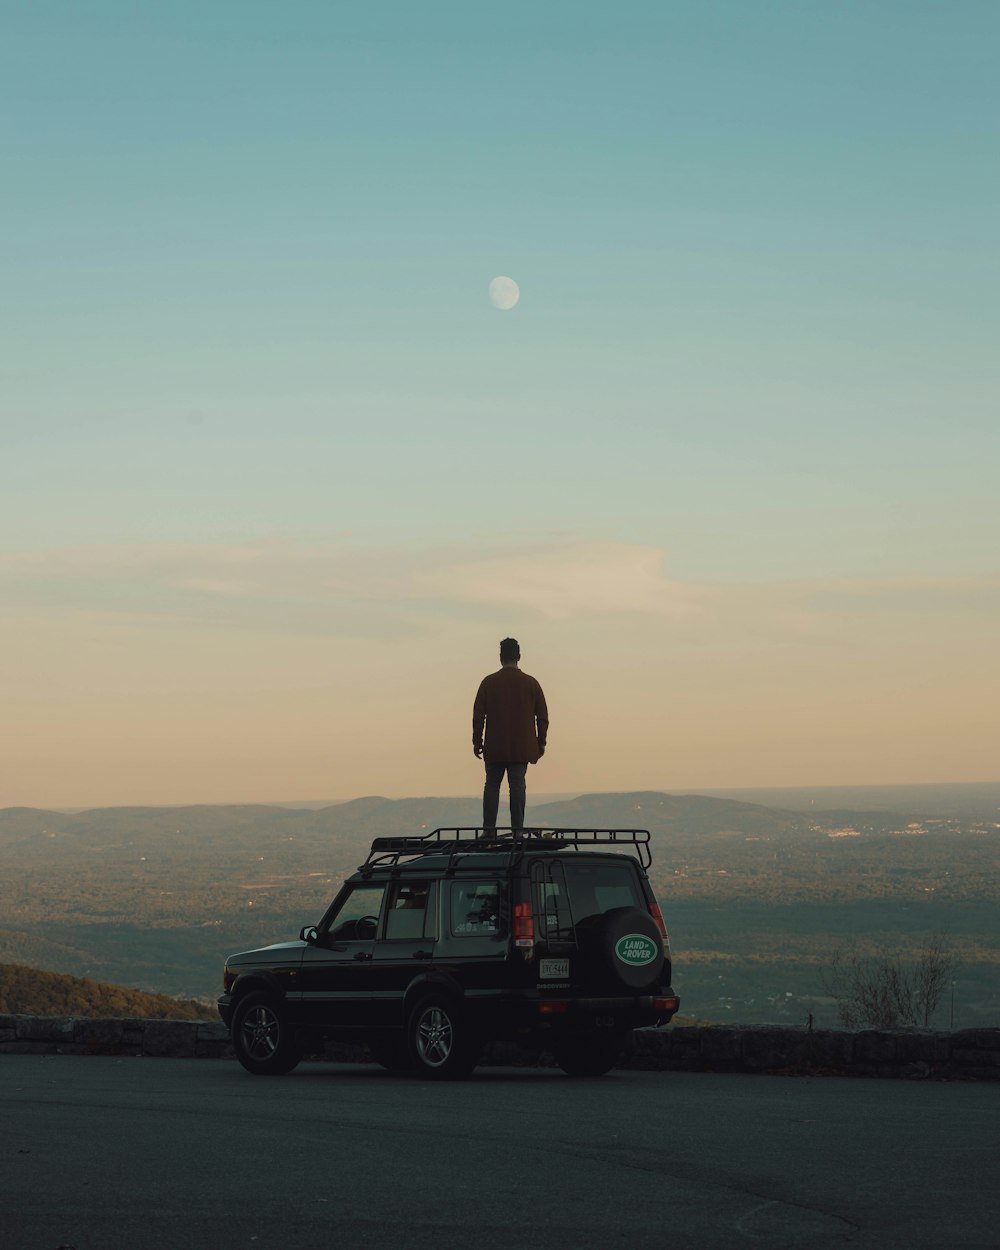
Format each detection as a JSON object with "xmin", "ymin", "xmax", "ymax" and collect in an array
[{"xmin": 0, "ymin": 962, "xmax": 215, "ymax": 1020}]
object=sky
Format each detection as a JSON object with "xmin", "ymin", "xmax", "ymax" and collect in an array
[{"xmin": 2, "ymin": 1, "xmax": 997, "ymax": 807}]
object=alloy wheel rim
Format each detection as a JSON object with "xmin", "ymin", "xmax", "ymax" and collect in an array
[
  {"xmin": 416, "ymin": 1006, "xmax": 453, "ymax": 1067},
  {"xmin": 242, "ymin": 1005, "xmax": 279, "ymax": 1059}
]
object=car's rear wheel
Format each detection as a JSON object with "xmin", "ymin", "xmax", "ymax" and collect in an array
[
  {"xmin": 232, "ymin": 992, "xmax": 302, "ymax": 1076},
  {"xmin": 552, "ymin": 1032, "xmax": 626, "ymax": 1078},
  {"xmin": 406, "ymin": 996, "xmax": 481, "ymax": 1080}
]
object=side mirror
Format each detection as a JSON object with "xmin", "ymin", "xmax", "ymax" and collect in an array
[{"xmin": 300, "ymin": 925, "xmax": 319, "ymax": 944}]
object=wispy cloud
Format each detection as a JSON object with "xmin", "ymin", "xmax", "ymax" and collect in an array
[
  {"xmin": 1, "ymin": 538, "xmax": 996, "ymax": 644},
  {"xmin": 407, "ymin": 542, "xmax": 703, "ymax": 619}
]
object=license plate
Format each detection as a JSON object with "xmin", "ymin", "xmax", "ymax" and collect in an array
[{"xmin": 540, "ymin": 958, "xmax": 570, "ymax": 979}]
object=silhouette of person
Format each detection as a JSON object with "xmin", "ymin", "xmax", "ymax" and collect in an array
[{"xmin": 473, "ymin": 638, "xmax": 548, "ymax": 834}]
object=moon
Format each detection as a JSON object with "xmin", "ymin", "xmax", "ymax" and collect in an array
[{"xmin": 488, "ymin": 275, "xmax": 520, "ymax": 311}]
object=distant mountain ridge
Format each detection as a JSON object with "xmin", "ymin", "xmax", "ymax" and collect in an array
[
  {"xmin": 2, "ymin": 786, "xmax": 954, "ymax": 877},
  {"xmin": 0, "ymin": 789, "xmax": 831, "ymax": 843}
]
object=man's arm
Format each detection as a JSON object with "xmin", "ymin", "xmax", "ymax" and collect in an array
[
  {"xmin": 534, "ymin": 682, "xmax": 549, "ymax": 755},
  {"xmin": 472, "ymin": 680, "xmax": 487, "ymax": 758}
]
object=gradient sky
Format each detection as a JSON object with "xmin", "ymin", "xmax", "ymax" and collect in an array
[{"xmin": 2, "ymin": 1, "xmax": 997, "ymax": 807}]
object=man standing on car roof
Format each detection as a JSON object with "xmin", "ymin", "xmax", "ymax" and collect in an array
[{"xmin": 473, "ymin": 637, "xmax": 549, "ymax": 835}]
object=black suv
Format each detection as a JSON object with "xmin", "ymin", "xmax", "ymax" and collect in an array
[{"xmin": 218, "ymin": 827, "xmax": 679, "ymax": 1079}]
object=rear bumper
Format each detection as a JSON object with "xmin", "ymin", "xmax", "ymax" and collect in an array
[
  {"xmin": 548, "ymin": 994, "xmax": 679, "ymax": 1013},
  {"xmin": 538, "ymin": 991, "xmax": 679, "ymax": 1029},
  {"xmin": 477, "ymin": 986, "xmax": 679, "ymax": 1039}
]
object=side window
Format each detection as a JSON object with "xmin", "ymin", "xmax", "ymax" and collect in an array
[
  {"xmin": 326, "ymin": 883, "xmax": 387, "ymax": 941},
  {"xmin": 384, "ymin": 881, "xmax": 435, "ymax": 941},
  {"xmin": 451, "ymin": 881, "xmax": 503, "ymax": 937}
]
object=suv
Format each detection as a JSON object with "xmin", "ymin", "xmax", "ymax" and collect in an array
[{"xmin": 218, "ymin": 827, "xmax": 679, "ymax": 1079}]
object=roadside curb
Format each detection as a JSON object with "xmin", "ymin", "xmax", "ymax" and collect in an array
[{"xmin": 2, "ymin": 1014, "xmax": 999, "ymax": 1079}]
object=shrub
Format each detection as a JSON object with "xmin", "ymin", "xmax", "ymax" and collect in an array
[{"xmin": 825, "ymin": 935, "xmax": 955, "ymax": 1029}]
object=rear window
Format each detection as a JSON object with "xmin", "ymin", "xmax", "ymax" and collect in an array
[
  {"xmin": 451, "ymin": 881, "xmax": 503, "ymax": 937},
  {"xmin": 534, "ymin": 859, "xmax": 643, "ymax": 939}
]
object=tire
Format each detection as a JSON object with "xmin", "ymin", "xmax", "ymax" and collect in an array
[
  {"xmin": 574, "ymin": 906, "xmax": 665, "ymax": 993},
  {"xmin": 405, "ymin": 996, "xmax": 481, "ymax": 1080},
  {"xmin": 232, "ymin": 991, "xmax": 302, "ymax": 1076},
  {"xmin": 552, "ymin": 1032, "xmax": 626, "ymax": 1078}
]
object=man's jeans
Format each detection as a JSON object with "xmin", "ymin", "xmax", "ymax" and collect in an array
[{"xmin": 483, "ymin": 762, "xmax": 528, "ymax": 833}]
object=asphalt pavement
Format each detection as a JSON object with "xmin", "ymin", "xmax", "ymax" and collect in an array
[{"xmin": 3, "ymin": 1055, "xmax": 999, "ymax": 1250}]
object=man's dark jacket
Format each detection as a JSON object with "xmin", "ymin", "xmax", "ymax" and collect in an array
[{"xmin": 473, "ymin": 667, "xmax": 549, "ymax": 765}]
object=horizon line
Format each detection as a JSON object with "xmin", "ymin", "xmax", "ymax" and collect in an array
[{"xmin": 6, "ymin": 778, "xmax": 1000, "ymax": 815}]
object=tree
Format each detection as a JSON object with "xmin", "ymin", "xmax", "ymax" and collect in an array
[
  {"xmin": 911, "ymin": 934, "xmax": 955, "ymax": 1028},
  {"xmin": 825, "ymin": 935, "xmax": 955, "ymax": 1030}
]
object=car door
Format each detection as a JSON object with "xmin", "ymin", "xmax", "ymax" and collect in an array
[
  {"xmin": 438, "ymin": 877, "xmax": 509, "ymax": 994},
  {"xmin": 295, "ymin": 881, "xmax": 387, "ymax": 1029},
  {"xmin": 368, "ymin": 879, "xmax": 438, "ymax": 1026}
]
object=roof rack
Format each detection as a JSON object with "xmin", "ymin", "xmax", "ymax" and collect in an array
[{"xmin": 365, "ymin": 827, "xmax": 652, "ymax": 870}]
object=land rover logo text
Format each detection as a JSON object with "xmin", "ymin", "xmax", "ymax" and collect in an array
[{"xmin": 614, "ymin": 934, "xmax": 658, "ymax": 966}]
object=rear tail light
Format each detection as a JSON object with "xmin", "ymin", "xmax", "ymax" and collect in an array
[
  {"xmin": 513, "ymin": 901, "xmax": 534, "ymax": 947},
  {"xmin": 653, "ymin": 995, "xmax": 679, "ymax": 1013},
  {"xmin": 538, "ymin": 999, "xmax": 568, "ymax": 1015},
  {"xmin": 647, "ymin": 900, "xmax": 668, "ymax": 941}
]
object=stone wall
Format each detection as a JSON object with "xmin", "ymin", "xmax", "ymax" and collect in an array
[
  {"xmin": 0, "ymin": 1013, "xmax": 233, "ymax": 1059},
  {"xmin": 623, "ymin": 1024, "xmax": 1000, "ymax": 1081},
  {"xmin": 2, "ymin": 1013, "xmax": 999, "ymax": 1079}
]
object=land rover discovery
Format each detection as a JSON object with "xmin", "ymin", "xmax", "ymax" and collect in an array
[{"xmin": 218, "ymin": 827, "xmax": 679, "ymax": 1079}]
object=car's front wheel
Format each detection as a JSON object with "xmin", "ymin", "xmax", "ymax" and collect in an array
[
  {"xmin": 405, "ymin": 996, "xmax": 481, "ymax": 1080},
  {"xmin": 232, "ymin": 992, "xmax": 302, "ymax": 1076}
]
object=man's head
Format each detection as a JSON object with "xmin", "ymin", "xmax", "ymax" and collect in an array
[{"xmin": 499, "ymin": 637, "xmax": 520, "ymax": 665}]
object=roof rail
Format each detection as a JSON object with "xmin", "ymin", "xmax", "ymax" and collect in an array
[{"xmin": 365, "ymin": 827, "xmax": 652, "ymax": 870}]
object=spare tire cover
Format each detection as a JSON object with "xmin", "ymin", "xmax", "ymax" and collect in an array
[{"xmin": 576, "ymin": 906, "xmax": 664, "ymax": 992}]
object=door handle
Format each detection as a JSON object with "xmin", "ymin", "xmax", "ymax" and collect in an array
[
  {"xmin": 413, "ymin": 950, "xmax": 432, "ymax": 960},
  {"xmin": 354, "ymin": 951, "xmax": 372, "ymax": 961}
]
